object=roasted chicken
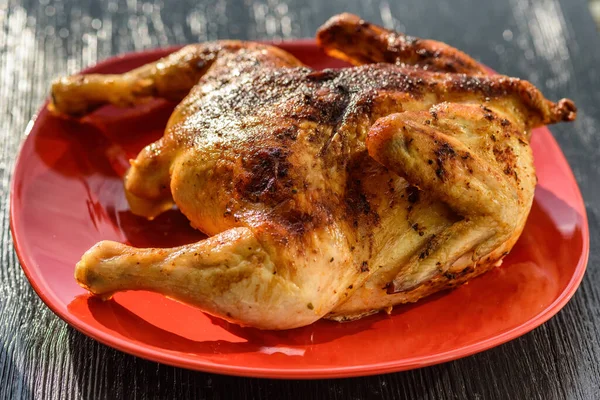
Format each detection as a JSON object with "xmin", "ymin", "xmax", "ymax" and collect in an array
[{"xmin": 49, "ymin": 14, "xmax": 576, "ymax": 329}]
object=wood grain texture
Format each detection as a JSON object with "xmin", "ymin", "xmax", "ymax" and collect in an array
[{"xmin": 1, "ymin": 0, "xmax": 599, "ymax": 398}]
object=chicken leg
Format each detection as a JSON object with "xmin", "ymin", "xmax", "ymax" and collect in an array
[
  {"xmin": 76, "ymin": 228, "xmax": 326, "ymax": 329},
  {"xmin": 49, "ymin": 41, "xmax": 303, "ymax": 118}
]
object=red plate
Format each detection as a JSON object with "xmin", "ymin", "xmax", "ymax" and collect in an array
[{"xmin": 10, "ymin": 41, "xmax": 589, "ymax": 379}]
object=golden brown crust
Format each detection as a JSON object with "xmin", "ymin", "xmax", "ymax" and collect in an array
[
  {"xmin": 325, "ymin": 255, "xmax": 501, "ymax": 322},
  {"xmin": 316, "ymin": 13, "xmax": 576, "ymax": 128},
  {"xmin": 49, "ymin": 41, "xmax": 304, "ymax": 117},
  {"xmin": 317, "ymin": 13, "xmax": 488, "ymax": 75}
]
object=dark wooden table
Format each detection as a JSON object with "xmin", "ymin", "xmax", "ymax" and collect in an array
[{"xmin": 1, "ymin": 0, "xmax": 599, "ymax": 398}]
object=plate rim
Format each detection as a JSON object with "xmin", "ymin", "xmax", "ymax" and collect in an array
[{"xmin": 9, "ymin": 40, "xmax": 590, "ymax": 379}]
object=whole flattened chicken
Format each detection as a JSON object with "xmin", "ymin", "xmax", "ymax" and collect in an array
[{"xmin": 49, "ymin": 14, "xmax": 576, "ymax": 329}]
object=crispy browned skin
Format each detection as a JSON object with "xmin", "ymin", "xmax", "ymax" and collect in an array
[
  {"xmin": 317, "ymin": 13, "xmax": 488, "ymax": 75},
  {"xmin": 49, "ymin": 41, "xmax": 303, "ymax": 117},
  {"xmin": 50, "ymin": 14, "xmax": 576, "ymax": 329}
]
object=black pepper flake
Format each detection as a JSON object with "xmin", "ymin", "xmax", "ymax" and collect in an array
[
  {"xmin": 307, "ymin": 303, "xmax": 314, "ymax": 310},
  {"xmin": 444, "ymin": 272, "xmax": 457, "ymax": 280},
  {"xmin": 360, "ymin": 261, "xmax": 369, "ymax": 272},
  {"xmin": 407, "ymin": 186, "xmax": 420, "ymax": 203}
]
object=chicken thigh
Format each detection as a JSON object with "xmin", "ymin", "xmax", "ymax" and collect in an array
[{"xmin": 49, "ymin": 14, "xmax": 576, "ymax": 329}]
